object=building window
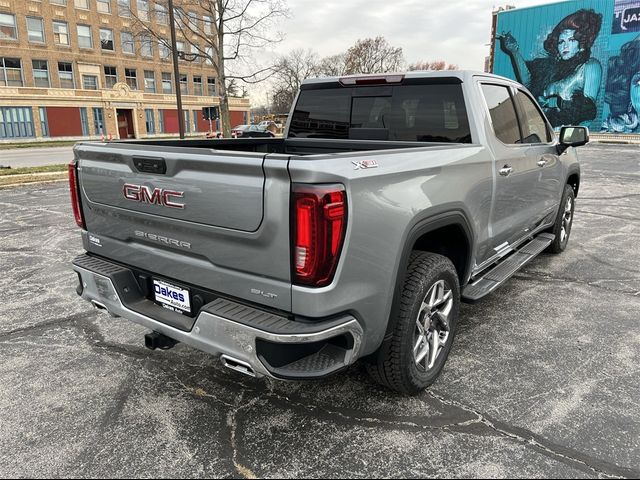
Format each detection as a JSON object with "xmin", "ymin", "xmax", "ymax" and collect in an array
[
  {"xmin": 203, "ymin": 15, "xmax": 213, "ymax": 35},
  {"xmin": 100, "ymin": 29, "xmax": 114, "ymax": 51},
  {"xmin": 75, "ymin": 0, "xmax": 89, "ymax": 9},
  {"xmin": 39, "ymin": 107, "xmax": 49, "ymax": 137},
  {"xmin": 173, "ymin": 7, "xmax": 185, "ymax": 29},
  {"xmin": 156, "ymin": 4, "xmax": 168, "ymax": 25},
  {"xmin": 58, "ymin": 62, "xmax": 75, "ymax": 89},
  {"xmin": 184, "ymin": 110, "xmax": 190, "ymax": 133},
  {"xmin": 93, "ymin": 108, "xmax": 106, "ymax": 135},
  {"xmin": 158, "ymin": 111, "xmax": 164, "ymax": 133},
  {"xmin": 188, "ymin": 11, "xmax": 199, "ymax": 29},
  {"xmin": 192, "ymin": 110, "xmax": 198, "ymax": 132},
  {"xmin": 53, "ymin": 21, "xmax": 70, "ymax": 46},
  {"xmin": 125, "ymin": 68, "xmax": 138, "ymax": 90},
  {"xmin": 51, "ymin": 0, "xmax": 67, "ymax": 4},
  {"xmin": 145, "ymin": 109, "xmax": 155, "ymax": 134},
  {"xmin": 121, "ymin": 31, "xmax": 135, "ymax": 54},
  {"xmin": 26, "ymin": 17, "xmax": 45, "ymax": 43},
  {"xmin": 140, "ymin": 35, "xmax": 153, "ymax": 57},
  {"xmin": 0, "ymin": 14, "xmax": 18, "ymax": 41},
  {"xmin": 97, "ymin": 0, "xmax": 111, "ymax": 14},
  {"xmin": 159, "ymin": 39, "xmax": 170, "ymax": 60},
  {"xmin": 176, "ymin": 41, "xmax": 186, "ymax": 59},
  {"xmin": 207, "ymin": 77, "xmax": 216, "ymax": 96},
  {"xmin": 180, "ymin": 74, "xmax": 188, "ymax": 95},
  {"xmin": 162, "ymin": 72, "xmax": 172, "ymax": 94},
  {"xmin": 0, "ymin": 107, "xmax": 35, "ymax": 139},
  {"xmin": 137, "ymin": 0, "xmax": 150, "ymax": 21},
  {"xmin": 190, "ymin": 44, "xmax": 201, "ymax": 63},
  {"xmin": 118, "ymin": 0, "xmax": 131, "ymax": 17},
  {"xmin": 77, "ymin": 25, "xmax": 93, "ymax": 49},
  {"xmin": 144, "ymin": 70, "xmax": 156, "ymax": 93},
  {"xmin": 0, "ymin": 58, "xmax": 23, "ymax": 87},
  {"xmin": 104, "ymin": 66, "xmax": 117, "ymax": 88},
  {"xmin": 80, "ymin": 107, "xmax": 89, "ymax": 136},
  {"xmin": 82, "ymin": 75, "xmax": 98, "ymax": 90},
  {"xmin": 32, "ymin": 60, "xmax": 50, "ymax": 88},
  {"xmin": 193, "ymin": 76, "xmax": 202, "ymax": 96}
]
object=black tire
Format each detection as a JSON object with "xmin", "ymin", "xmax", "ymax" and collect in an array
[
  {"xmin": 546, "ymin": 184, "xmax": 576, "ymax": 254},
  {"xmin": 366, "ymin": 252, "xmax": 460, "ymax": 394}
]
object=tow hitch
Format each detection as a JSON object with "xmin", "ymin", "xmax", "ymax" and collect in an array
[{"xmin": 144, "ymin": 331, "xmax": 179, "ymax": 350}]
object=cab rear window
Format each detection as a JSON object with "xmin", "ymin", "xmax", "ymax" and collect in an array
[{"xmin": 289, "ymin": 83, "xmax": 472, "ymax": 143}]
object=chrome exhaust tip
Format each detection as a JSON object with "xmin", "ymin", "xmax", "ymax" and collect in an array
[
  {"xmin": 91, "ymin": 300, "xmax": 108, "ymax": 311},
  {"xmin": 221, "ymin": 355, "xmax": 256, "ymax": 377}
]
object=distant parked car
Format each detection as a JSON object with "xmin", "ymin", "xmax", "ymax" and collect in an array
[{"xmin": 234, "ymin": 124, "xmax": 275, "ymax": 138}]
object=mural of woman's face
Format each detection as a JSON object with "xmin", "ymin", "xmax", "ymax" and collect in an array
[{"xmin": 558, "ymin": 29, "xmax": 581, "ymax": 60}]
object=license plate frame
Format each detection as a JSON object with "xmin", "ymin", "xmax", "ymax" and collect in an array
[{"xmin": 152, "ymin": 278, "xmax": 191, "ymax": 315}]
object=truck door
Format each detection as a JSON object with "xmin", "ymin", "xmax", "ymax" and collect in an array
[
  {"xmin": 479, "ymin": 83, "xmax": 541, "ymax": 254},
  {"xmin": 513, "ymin": 89, "xmax": 563, "ymax": 224}
]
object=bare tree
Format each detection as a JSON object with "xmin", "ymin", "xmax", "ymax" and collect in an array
[
  {"xmin": 129, "ymin": 0, "xmax": 288, "ymax": 137},
  {"xmin": 269, "ymin": 49, "xmax": 319, "ymax": 113},
  {"xmin": 408, "ymin": 60, "xmax": 459, "ymax": 71},
  {"xmin": 342, "ymin": 36, "xmax": 404, "ymax": 75},
  {"xmin": 316, "ymin": 53, "xmax": 347, "ymax": 77}
]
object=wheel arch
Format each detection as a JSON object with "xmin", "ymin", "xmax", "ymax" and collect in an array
[
  {"xmin": 381, "ymin": 208, "xmax": 475, "ymax": 344},
  {"xmin": 567, "ymin": 166, "xmax": 581, "ymax": 197}
]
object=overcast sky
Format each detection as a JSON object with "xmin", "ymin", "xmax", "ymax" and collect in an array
[{"xmin": 249, "ymin": 0, "xmax": 561, "ymax": 105}]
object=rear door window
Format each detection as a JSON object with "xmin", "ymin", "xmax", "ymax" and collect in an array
[
  {"xmin": 289, "ymin": 82, "xmax": 472, "ymax": 143},
  {"xmin": 480, "ymin": 84, "xmax": 521, "ymax": 145}
]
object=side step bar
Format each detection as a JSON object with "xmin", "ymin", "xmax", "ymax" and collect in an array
[{"xmin": 462, "ymin": 233, "xmax": 555, "ymax": 303}]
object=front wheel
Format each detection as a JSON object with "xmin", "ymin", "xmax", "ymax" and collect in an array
[
  {"xmin": 366, "ymin": 252, "xmax": 460, "ymax": 394},
  {"xmin": 547, "ymin": 184, "xmax": 575, "ymax": 254}
]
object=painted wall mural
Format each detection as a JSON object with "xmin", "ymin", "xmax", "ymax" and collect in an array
[{"xmin": 494, "ymin": 0, "xmax": 640, "ymax": 134}]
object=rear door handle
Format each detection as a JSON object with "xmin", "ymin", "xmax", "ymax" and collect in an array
[
  {"xmin": 499, "ymin": 165, "xmax": 513, "ymax": 177},
  {"xmin": 537, "ymin": 159, "xmax": 548, "ymax": 167}
]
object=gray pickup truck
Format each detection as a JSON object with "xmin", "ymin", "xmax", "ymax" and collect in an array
[{"xmin": 70, "ymin": 71, "xmax": 588, "ymax": 394}]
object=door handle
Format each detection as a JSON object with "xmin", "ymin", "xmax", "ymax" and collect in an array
[
  {"xmin": 499, "ymin": 165, "xmax": 513, "ymax": 177},
  {"xmin": 537, "ymin": 159, "xmax": 548, "ymax": 167}
]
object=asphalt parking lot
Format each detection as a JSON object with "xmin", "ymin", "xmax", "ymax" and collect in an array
[{"xmin": 0, "ymin": 143, "xmax": 638, "ymax": 478}]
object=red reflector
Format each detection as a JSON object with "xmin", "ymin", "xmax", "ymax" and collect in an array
[
  {"xmin": 68, "ymin": 161, "xmax": 85, "ymax": 229},
  {"xmin": 293, "ymin": 185, "xmax": 347, "ymax": 287}
]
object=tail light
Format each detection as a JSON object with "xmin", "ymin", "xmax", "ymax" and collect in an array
[
  {"xmin": 68, "ymin": 161, "xmax": 85, "ymax": 229},
  {"xmin": 292, "ymin": 184, "xmax": 347, "ymax": 287}
]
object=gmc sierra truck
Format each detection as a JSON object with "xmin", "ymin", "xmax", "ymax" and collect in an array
[{"xmin": 70, "ymin": 71, "xmax": 587, "ymax": 394}]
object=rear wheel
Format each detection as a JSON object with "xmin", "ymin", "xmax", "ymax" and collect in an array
[
  {"xmin": 367, "ymin": 252, "xmax": 460, "ymax": 394},
  {"xmin": 547, "ymin": 184, "xmax": 575, "ymax": 254}
]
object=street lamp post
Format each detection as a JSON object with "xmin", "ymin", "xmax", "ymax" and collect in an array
[{"xmin": 167, "ymin": 0, "xmax": 185, "ymax": 139}]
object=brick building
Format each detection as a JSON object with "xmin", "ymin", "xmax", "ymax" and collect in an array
[{"xmin": 0, "ymin": 0, "xmax": 250, "ymax": 142}]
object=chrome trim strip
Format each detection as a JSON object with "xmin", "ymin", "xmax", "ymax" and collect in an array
[{"xmin": 473, "ymin": 220, "xmax": 555, "ymax": 278}]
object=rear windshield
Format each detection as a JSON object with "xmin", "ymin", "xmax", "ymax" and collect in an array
[{"xmin": 289, "ymin": 83, "xmax": 472, "ymax": 143}]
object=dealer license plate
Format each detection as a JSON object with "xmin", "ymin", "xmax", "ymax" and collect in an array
[{"xmin": 152, "ymin": 279, "xmax": 191, "ymax": 314}]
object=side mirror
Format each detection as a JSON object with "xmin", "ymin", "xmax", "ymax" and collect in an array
[{"xmin": 558, "ymin": 126, "xmax": 589, "ymax": 154}]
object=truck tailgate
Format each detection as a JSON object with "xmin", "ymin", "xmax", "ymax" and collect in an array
[{"xmin": 75, "ymin": 142, "xmax": 292, "ymax": 311}]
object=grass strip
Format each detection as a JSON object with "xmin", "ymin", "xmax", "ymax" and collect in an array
[{"xmin": 0, "ymin": 164, "xmax": 67, "ymax": 176}]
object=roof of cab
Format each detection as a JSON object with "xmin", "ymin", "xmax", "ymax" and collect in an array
[{"xmin": 301, "ymin": 70, "xmax": 519, "ymax": 87}]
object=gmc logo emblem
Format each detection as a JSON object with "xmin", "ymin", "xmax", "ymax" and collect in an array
[{"xmin": 123, "ymin": 184, "xmax": 185, "ymax": 209}]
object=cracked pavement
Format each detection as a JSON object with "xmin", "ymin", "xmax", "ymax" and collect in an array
[{"xmin": 0, "ymin": 144, "xmax": 638, "ymax": 478}]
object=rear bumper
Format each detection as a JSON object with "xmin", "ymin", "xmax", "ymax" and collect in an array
[{"xmin": 72, "ymin": 254, "xmax": 364, "ymax": 380}]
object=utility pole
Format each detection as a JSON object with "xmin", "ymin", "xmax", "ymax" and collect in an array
[{"xmin": 167, "ymin": 0, "xmax": 185, "ymax": 139}]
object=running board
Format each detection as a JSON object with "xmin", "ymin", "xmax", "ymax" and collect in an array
[{"xmin": 462, "ymin": 233, "xmax": 555, "ymax": 303}]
